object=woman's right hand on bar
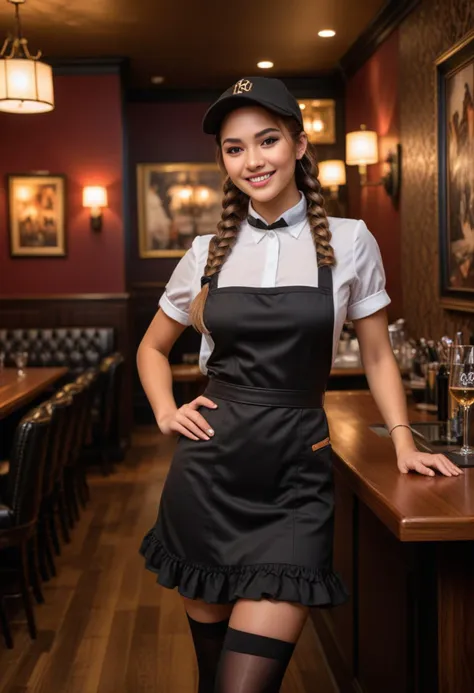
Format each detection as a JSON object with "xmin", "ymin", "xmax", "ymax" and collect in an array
[{"xmin": 158, "ymin": 396, "xmax": 218, "ymax": 441}]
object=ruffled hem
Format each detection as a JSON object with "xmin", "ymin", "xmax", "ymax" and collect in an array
[{"xmin": 139, "ymin": 530, "xmax": 349, "ymax": 607}]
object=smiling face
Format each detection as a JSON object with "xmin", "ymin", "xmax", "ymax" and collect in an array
[{"xmin": 219, "ymin": 106, "xmax": 307, "ymax": 217}]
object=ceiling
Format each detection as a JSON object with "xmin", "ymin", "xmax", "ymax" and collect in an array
[{"xmin": 0, "ymin": 0, "xmax": 388, "ymax": 89}]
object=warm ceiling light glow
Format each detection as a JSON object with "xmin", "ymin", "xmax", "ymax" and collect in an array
[
  {"xmin": 151, "ymin": 75, "xmax": 165, "ymax": 85},
  {"xmin": 299, "ymin": 103, "xmax": 306, "ymax": 110},
  {"xmin": 257, "ymin": 61, "xmax": 274, "ymax": 69},
  {"xmin": 318, "ymin": 29, "xmax": 336, "ymax": 38},
  {"xmin": 318, "ymin": 160, "xmax": 346, "ymax": 189},
  {"xmin": 0, "ymin": 0, "xmax": 54, "ymax": 114}
]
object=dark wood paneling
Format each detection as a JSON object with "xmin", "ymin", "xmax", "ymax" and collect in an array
[
  {"xmin": 0, "ymin": 294, "xmax": 132, "ymax": 440},
  {"xmin": 340, "ymin": 0, "xmax": 421, "ymax": 78},
  {"xmin": 357, "ymin": 503, "xmax": 409, "ymax": 693},
  {"xmin": 127, "ymin": 74, "xmax": 345, "ymax": 103},
  {"xmin": 437, "ymin": 542, "xmax": 474, "ymax": 693}
]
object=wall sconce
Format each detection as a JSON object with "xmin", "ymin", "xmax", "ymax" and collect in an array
[
  {"xmin": 318, "ymin": 160, "xmax": 346, "ymax": 197},
  {"xmin": 345, "ymin": 124, "xmax": 401, "ymax": 203},
  {"xmin": 318, "ymin": 160, "xmax": 347, "ymax": 218},
  {"xmin": 82, "ymin": 186, "xmax": 107, "ymax": 231}
]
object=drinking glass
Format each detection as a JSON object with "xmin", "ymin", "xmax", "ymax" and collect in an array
[
  {"xmin": 448, "ymin": 345, "xmax": 474, "ymax": 463},
  {"xmin": 13, "ymin": 350, "xmax": 28, "ymax": 379}
]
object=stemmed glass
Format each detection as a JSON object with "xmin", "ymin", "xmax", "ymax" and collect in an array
[
  {"xmin": 13, "ymin": 350, "xmax": 28, "ymax": 379},
  {"xmin": 448, "ymin": 345, "xmax": 474, "ymax": 465}
]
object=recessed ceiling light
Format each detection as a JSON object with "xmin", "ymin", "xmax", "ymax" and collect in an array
[
  {"xmin": 257, "ymin": 61, "xmax": 274, "ymax": 69},
  {"xmin": 318, "ymin": 29, "xmax": 336, "ymax": 38},
  {"xmin": 151, "ymin": 75, "xmax": 165, "ymax": 85}
]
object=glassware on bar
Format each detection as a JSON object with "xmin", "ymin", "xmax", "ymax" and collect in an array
[
  {"xmin": 448, "ymin": 345, "xmax": 474, "ymax": 463},
  {"xmin": 13, "ymin": 350, "xmax": 28, "ymax": 379}
]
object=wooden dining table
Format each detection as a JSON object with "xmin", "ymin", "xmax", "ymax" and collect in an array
[{"xmin": 0, "ymin": 367, "xmax": 69, "ymax": 420}]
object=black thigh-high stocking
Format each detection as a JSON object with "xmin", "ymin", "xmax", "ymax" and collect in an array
[
  {"xmin": 214, "ymin": 627, "xmax": 296, "ymax": 693},
  {"xmin": 186, "ymin": 613, "xmax": 230, "ymax": 693}
]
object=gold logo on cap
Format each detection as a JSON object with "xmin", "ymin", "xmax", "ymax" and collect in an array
[{"xmin": 233, "ymin": 79, "xmax": 253, "ymax": 95}]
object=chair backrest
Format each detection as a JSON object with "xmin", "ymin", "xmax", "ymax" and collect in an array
[
  {"xmin": 5, "ymin": 406, "xmax": 52, "ymax": 528},
  {"xmin": 39, "ymin": 394, "xmax": 73, "ymax": 494},
  {"xmin": 75, "ymin": 368, "xmax": 100, "ymax": 445},
  {"xmin": 99, "ymin": 352, "xmax": 125, "ymax": 436},
  {"xmin": 62, "ymin": 381, "xmax": 89, "ymax": 464},
  {"xmin": 49, "ymin": 390, "xmax": 75, "ymax": 476}
]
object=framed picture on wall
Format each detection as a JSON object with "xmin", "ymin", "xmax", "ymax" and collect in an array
[
  {"xmin": 7, "ymin": 173, "xmax": 66, "ymax": 257},
  {"xmin": 436, "ymin": 30, "xmax": 474, "ymax": 309},
  {"xmin": 137, "ymin": 163, "xmax": 223, "ymax": 258}
]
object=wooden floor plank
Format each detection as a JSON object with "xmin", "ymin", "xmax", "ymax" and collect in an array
[{"xmin": 0, "ymin": 426, "xmax": 339, "ymax": 693}]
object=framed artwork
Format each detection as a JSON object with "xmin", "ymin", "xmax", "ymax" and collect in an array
[
  {"xmin": 297, "ymin": 99, "xmax": 336, "ymax": 145},
  {"xmin": 137, "ymin": 163, "xmax": 223, "ymax": 258},
  {"xmin": 7, "ymin": 174, "xmax": 66, "ymax": 257},
  {"xmin": 436, "ymin": 30, "xmax": 474, "ymax": 309}
]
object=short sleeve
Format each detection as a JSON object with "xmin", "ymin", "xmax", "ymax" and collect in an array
[
  {"xmin": 158, "ymin": 238, "xmax": 200, "ymax": 326},
  {"xmin": 346, "ymin": 220, "xmax": 391, "ymax": 321}
]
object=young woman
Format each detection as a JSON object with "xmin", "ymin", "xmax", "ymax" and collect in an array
[{"xmin": 137, "ymin": 76, "xmax": 462, "ymax": 693}]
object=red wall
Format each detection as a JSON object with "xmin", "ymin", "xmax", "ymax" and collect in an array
[
  {"xmin": 345, "ymin": 29, "xmax": 402, "ymax": 320},
  {"xmin": 0, "ymin": 74, "xmax": 125, "ymax": 296}
]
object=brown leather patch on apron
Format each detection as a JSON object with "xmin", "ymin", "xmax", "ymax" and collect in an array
[{"xmin": 311, "ymin": 437, "xmax": 330, "ymax": 452}]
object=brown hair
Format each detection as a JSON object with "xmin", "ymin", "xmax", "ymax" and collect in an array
[{"xmin": 189, "ymin": 115, "xmax": 336, "ymax": 334}]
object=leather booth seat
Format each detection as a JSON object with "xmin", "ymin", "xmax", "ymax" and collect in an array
[{"xmin": 0, "ymin": 328, "xmax": 115, "ymax": 372}]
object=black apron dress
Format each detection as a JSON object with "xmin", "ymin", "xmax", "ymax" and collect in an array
[{"xmin": 140, "ymin": 264, "xmax": 349, "ymax": 607}]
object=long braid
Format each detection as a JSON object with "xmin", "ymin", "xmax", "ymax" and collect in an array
[
  {"xmin": 295, "ymin": 145, "xmax": 336, "ymax": 269},
  {"xmin": 189, "ymin": 176, "xmax": 248, "ymax": 334}
]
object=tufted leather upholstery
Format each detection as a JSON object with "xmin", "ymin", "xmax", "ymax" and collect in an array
[
  {"xmin": 0, "ymin": 407, "xmax": 51, "ymax": 531},
  {"xmin": 0, "ymin": 327, "xmax": 115, "ymax": 372}
]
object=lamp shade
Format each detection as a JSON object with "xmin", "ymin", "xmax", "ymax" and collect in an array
[
  {"xmin": 346, "ymin": 129, "xmax": 378, "ymax": 166},
  {"xmin": 83, "ymin": 186, "xmax": 108, "ymax": 208},
  {"xmin": 0, "ymin": 58, "xmax": 54, "ymax": 113},
  {"xmin": 318, "ymin": 160, "xmax": 346, "ymax": 188}
]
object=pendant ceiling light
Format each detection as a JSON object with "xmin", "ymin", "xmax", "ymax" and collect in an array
[{"xmin": 0, "ymin": 0, "xmax": 54, "ymax": 114}]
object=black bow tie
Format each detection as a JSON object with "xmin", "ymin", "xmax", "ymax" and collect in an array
[{"xmin": 247, "ymin": 215, "xmax": 288, "ymax": 231}]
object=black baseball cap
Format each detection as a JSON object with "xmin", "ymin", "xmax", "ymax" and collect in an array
[{"xmin": 202, "ymin": 76, "xmax": 304, "ymax": 135}]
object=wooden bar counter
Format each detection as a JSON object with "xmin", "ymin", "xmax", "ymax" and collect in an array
[{"xmin": 313, "ymin": 391, "xmax": 474, "ymax": 693}]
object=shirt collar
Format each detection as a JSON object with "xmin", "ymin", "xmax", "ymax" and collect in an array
[{"xmin": 247, "ymin": 192, "xmax": 307, "ymax": 244}]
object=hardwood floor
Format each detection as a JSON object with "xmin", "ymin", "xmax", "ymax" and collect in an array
[{"xmin": 0, "ymin": 426, "xmax": 339, "ymax": 693}]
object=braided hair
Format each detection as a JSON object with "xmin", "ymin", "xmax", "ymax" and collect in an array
[{"xmin": 189, "ymin": 115, "xmax": 336, "ymax": 334}]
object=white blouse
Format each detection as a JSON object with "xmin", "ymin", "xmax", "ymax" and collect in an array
[{"xmin": 158, "ymin": 193, "xmax": 391, "ymax": 375}]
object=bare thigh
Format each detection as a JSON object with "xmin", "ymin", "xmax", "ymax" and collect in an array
[
  {"xmin": 182, "ymin": 596, "xmax": 235, "ymax": 623},
  {"xmin": 230, "ymin": 599, "xmax": 309, "ymax": 643}
]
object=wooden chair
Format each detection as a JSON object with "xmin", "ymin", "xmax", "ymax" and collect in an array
[{"xmin": 0, "ymin": 406, "xmax": 51, "ymax": 648}]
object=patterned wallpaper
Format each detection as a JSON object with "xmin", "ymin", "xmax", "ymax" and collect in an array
[{"xmin": 400, "ymin": 0, "xmax": 474, "ymax": 341}]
